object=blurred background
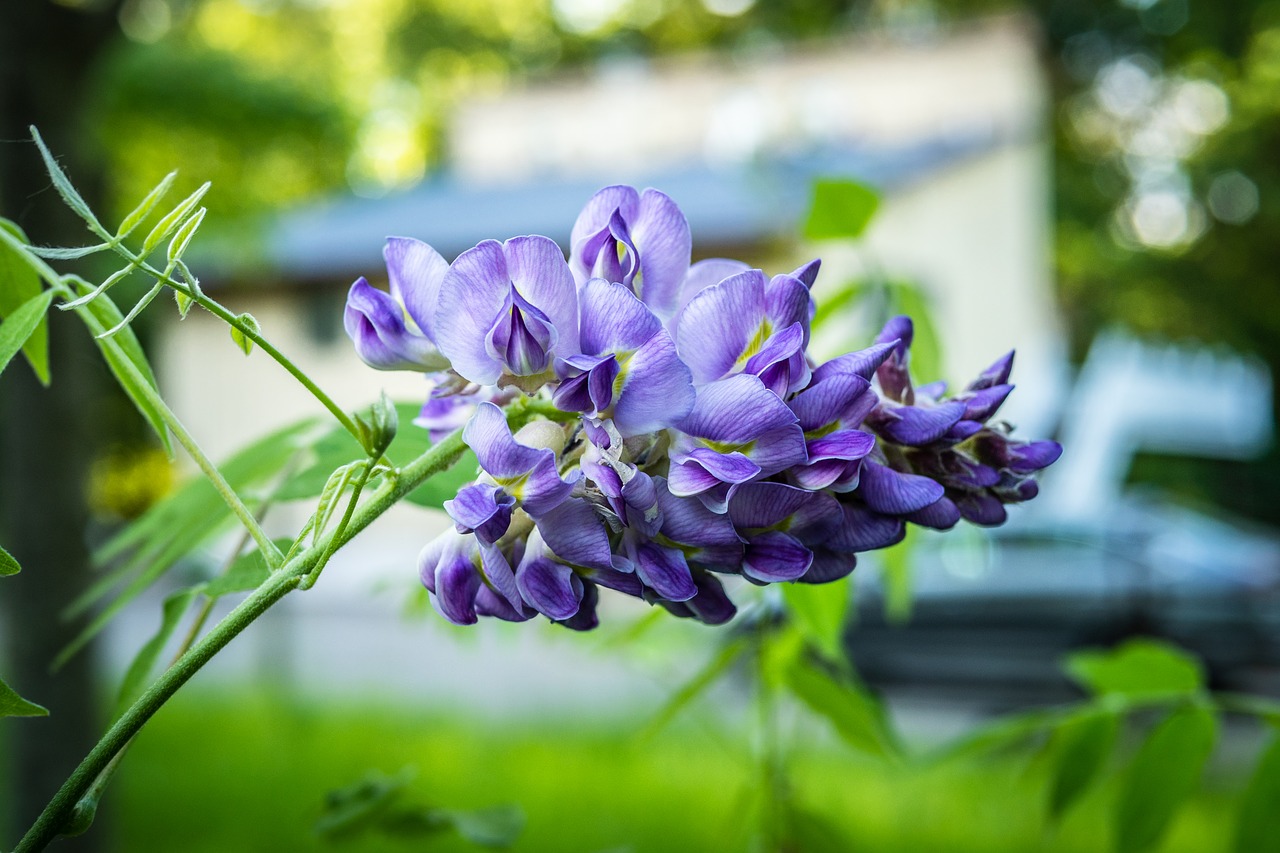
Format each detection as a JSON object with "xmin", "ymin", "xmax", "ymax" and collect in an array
[{"xmin": 2, "ymin": 0, "xmax": 1279, "ymax": 850}]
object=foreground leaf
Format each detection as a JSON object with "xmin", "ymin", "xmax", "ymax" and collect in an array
[
  {"xmin": 781, "ymin": 577, "xmax": 851, "ymax": 662},
  {"xmin": 0, "ymin": 289, "xmax": 54, "ymax": 381},
  {"xmin": 1048, "ymin": 707, "xmax": 1120, "ymax": 821},
  {"xmin": 1067, "ymin": 638, "xmax": 1204, "ymax": 703},
  {"xmin": 0, "ymin": 544, "xmax": 19, "ymax": 576},
  {"xmin": 0, "ymin": 220, "xmax": 50, "ymax": 384},
  {"xmin": 1115, "ymin": 704, "xmax": 1217, "ymax": 852},
  {"xmin": 640, "ymin": 636, "xmax": 749, "ymax": 739},
  {"xmin": 1233, "ymin": 733, "xmax": 1280, "ymax": 853},
  {"xmin": 803, "ymin": 179, "xmax": 880, "ymax": 241},
  {"xmin": 1, "ymin": 674, "xmax": 48, "ymax": 718},
  {"xmin": 115, "ymin": 584, "xmax": 206, "ymax": 715},
  {"xmin": 784, "ymin": 655, "xmax": 899, "ymax": 759}
]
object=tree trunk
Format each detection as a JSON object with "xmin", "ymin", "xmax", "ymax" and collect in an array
[{"xmin": 0, "ymin": 1, "xmax": 124, "ymax": 848}]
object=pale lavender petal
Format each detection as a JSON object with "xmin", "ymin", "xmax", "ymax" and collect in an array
[
  {"xmin": 434, "ymin": 241, "xmax": 512, "ymax": 384},
  {"xmin": 419, "ymin": 533, "xmax": 481, "ymax": 625},
  {"xmin": 503, "ymin": 235, "xmax": 579, "ymax": 357},
  {"xmin": 764, "ymin": 275, "xmax": 811, "ymax": 339},
  {"xmin": 668, "ymin": 449, "xmax": 761, "ymax": 496},
  {"xmin": 463, "ymin": 403, "xmax": 573, "ymax": 516},
  {"xmin": 384, "ymin": 237, "xmax": 449, "ymax": 341},
  {"xmin": 479, "ymin": 542, "xmax": 524, "ymax": 611},
  {"xmin": 570, "ymin": 186, "xmax": 639, "ymax": 271},
  {"xmin": 791, "ymin": 458, "xmax": 855, "ymax": 491},
  {"xmin": 743, "ymin": 531, "xmax": 812, "ymax": 583},
  {"xmin": 675, "ymin": 270, "xmax": 767, "ymax": 384},
  {"xmin": 743, "ymin": 321, "xmax": 807, "ymax": 396},
  {"xmin": 676, "ymin": 258, "xmax": 750, "ymax": 313},
  {"xmin": 635, "ymin": 541, "xmax": 697, "ymax": 601},
  {"xmin": 631, "ymin": 188, "xmax": 692, "ymax": 318},
  {"xmin": 857, "ymin": 461, "xmax": 945, "ymax": 515},
  {"xmin": 745, "ymin": 424, "xmax": 809, "ymax": 476},
  {"xmin": 577, "ymin": 278, "xmax": 663, "ymax": 355},
  {"xmin": 612, "ymin": 329, "xmax": 695, "ymax": 436},
  {"xmin": 677, "ymin": 373, "xmax": 798, "ymax": 443},
  {"xmin": 344, "ymin": 278, "xmax": 447, "ymax": 371}
]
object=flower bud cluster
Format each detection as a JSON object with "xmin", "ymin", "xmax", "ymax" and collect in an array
[{"xmin": 344, "ymin": 186, "xmax": 1061, "ymax": 629}]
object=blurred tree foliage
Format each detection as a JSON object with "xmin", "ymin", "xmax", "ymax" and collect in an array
[{"xmin": 87, "ymin": 0, "xmax": 1280, "ymax": 521}]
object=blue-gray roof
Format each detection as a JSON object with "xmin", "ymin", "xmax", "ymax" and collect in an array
[{"xmin": 262, "ymin": 129, "xmax": 1005, "ymax": 279}]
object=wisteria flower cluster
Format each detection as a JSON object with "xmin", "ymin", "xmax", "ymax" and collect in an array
[{"xmin": 344, "ymin": 185, "xmax": 1062, "ymax": 629}]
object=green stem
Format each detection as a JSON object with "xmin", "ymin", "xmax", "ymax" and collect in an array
[
  {"xmin": 50, "ymin": 280, "xmax": 282, "ymax": 567},
  {"xmin": 118, "ymin": 248, "xmax": 364, "ymax": 445},
  {"xmin": 13, "ymin": 428, "xmax": 468, "ymax": 853},
  {"xmin": 300, "ymin": 459, "xmax": 374, "ymax": 590}
]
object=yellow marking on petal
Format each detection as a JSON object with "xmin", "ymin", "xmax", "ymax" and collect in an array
[
  {"xmin": 496, "ymin": 473, "xmax": 529, "ymax": 500},
  {"xmin": 804, "ymin": 422, "xmax": 839, "ymax": 440},
  {"xmin": 732, "ymin": 319, "xmax": 774, "ymax": 372},
  {"xmin": 700, "ymin": 438, "xmax": 756, "ymax": 455}
]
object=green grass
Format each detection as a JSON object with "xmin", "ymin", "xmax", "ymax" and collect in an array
[{"xmin": 70, "ymin": 689, "xmax": 1248, "ymax": 853}]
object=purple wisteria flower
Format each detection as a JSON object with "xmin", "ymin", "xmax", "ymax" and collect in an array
[{"xmin": 344, "ymin": 185, "xmax": 1062, "ymax": 630}]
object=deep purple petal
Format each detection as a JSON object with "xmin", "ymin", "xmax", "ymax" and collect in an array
[
  {"xmin": 743, "ymin": 531, "xmax": 812, "ymax": 583},
  {"xmin": 1008, "ymin": 440, "xmax": 1063, "ymax": 473},
  {"xmin": 654, "ymin": 478, "xmax": 740, "ymax": 548},
  {"xmin": 954, "ymin": 492, "xmax": 1008, "ymax": 526},
  {"xmin": 813, "ymin": 341, "xmax": 899, "ymax": 383},
  {"xmin": 684, "ymin": 571, "xmax": 737, "ymax": 624},
  {"xmin": 869, "ymin": 400, "xmax": 966, "ymax": 446},
  {"xmin": 968, "ymin": 350, "xmax": 1015, "ymax": 391},
  {"xmin": 788, "ymin": 259, "xmax": 821, "ymax": 289},
  {"xmin": 826, "ymin": 504, "xmax": 907, "ymax": 552},
  {"xmin": 419, "ymin": 533, "xmax": 481, "ymax": 625},
  {"xmin": 807, "ymin": 429, "xmax": 876, "ymax": 463},
  {"xmin": 727, "ymin": 481, "xmax": 840, "ymax": 534},
  {"xmin": 516, "ymin": 541, "xmax": 583, "ymax": 620},
  {"xmin": 799, "ymin": 550, "xmax": 857, "ymax": 584},
  {"xmin": 485, "ymin": 288, "xmax": 557, "ymax": 376},
  {"xmin": 763, "ymin": 275, "xmax": 812, "ymax": 340},
  {"xmin": 445, "ymin": 482, "xmax": 514, "ymax": 545},
  {"xmin": 534, "ymin": 497, "xmax": 613, "ymax": 570},
  {"xmin": 905, "ymin": 497, "xmax": 961, "ymax": 530},
  {"xmin": 474, "ymin": 585, "xmax": 534, "ymax": 622},
  {"xmin": 556, "ymin": 581, "xmax": 599, "ymax": 631},
  {"xmin": 788, "ymin": 373, "xmax": 872, "ymax": 431},
  {"xmin": 961, "ymin": 384, "xmax": 1014, "ymax": 422},
  {"xmin": 635, "ymin": 542, "xmax": 698, "ymax": 601},
  {"xmin": 857, "ymin": 461, "xmax": 945, "ymax": 515}
]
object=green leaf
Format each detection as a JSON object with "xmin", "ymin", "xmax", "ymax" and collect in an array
[
  {"xmin": 640, "ymin": 637, "xmax": 749, "ymax": 739},
  {"xmin": 56, "ymin": 420, "xmax": 320, "ymax": 668},
  {"xmin": 115, "ymin": 584, "xmax": 205, "ymax": 715},
  {"xmin": 928, "ymin": 706, "xmax": 1069, "ymax": 765},
  {"xmin": 881, "ymin": 526, "xmax": 915, "ymax": 623},
  {"xmin": 316, "ymin": 768, "xmax": 415, "ymax": 840},
  {"xmin": 0, "ymin": 674, "xmax": 48, "ymax": 718},
  {"xmin": 0, "ymin": 544, "xmax": 18, "ymax": 576},
  {"xmin": 803, "ymin": 179, "xmax": 880, "ymax": 241},
  {"xmin": 1233, "ymin": 733, "xmax": 1280, "ymax": 853},
  {"xmin": 781, "ymin": 577, "xmax": 851, "ymax": 662},
  {"xmin": 30, "ymin": 126, "xmax": 102, "ymax": 233},
  {"xmin": 0, "ymin": 220, "xmax": 51, "ymax": 384},
  {"xmin": 71, "ymin": 282, "xmax": 172, "ymax": 456},
  {"xmin": 1115, "ymin": 705, "xmax": 1217, "ymax": 853},
  {"xmin": 784, "ymin": 655, "xmax": 899, "ymax": 759},
  {"xmin": 117, "ymin": 171, "xmax": 177, "ymax": 239},
  {"xmin": 167, "ymin": 207, "xmax": 206, "ymax": 265},
  {"xmin": 230, "ymin": 313, "xmax": 258, "ymax": 355},
  {"xmin": 173, "ymin": 288, "xmax": 194, "ymax": 318},
  {"xmin": 438, "ymin": 805, "xmax": 525, "ymax": 847},
  {"xmin": 0, "ymin": 289, "xmax": 55, "ymax": 381},
  {"xmin": 141, "ymin": 182, "xmax": 210, "ymax": 255},
  {"xmin": 1048, "ymin": 708, "xmax": 1120, "ymax": 821},
  {"xmin": 1067, "ymin": 638, "xmax": 1205, "ymax": 702},
  {"xmin": 204, "ymin": 541, "xmax": 289, "ymax": 599}
]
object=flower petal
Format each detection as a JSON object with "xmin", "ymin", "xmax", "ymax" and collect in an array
[
  {"xmin": 504, "ymin": 235, "xmax": 579, "ymax": 357},
  {"xmin": 612, "ymin": 328, "xmax": 695, "ymax": 436},
  {"xmin": 384, "ymin": 237, "xmax": 449, "ymax": 341},
  {"xmin": 869, "ymin": 400, "xmax": 966, "ymax": 446},
  {"xmin": 743, "ymin": 531, "xmax": 812, "ymax": 583},
  {"xmin": 635, "ymin": 541, "xmax": 698, "ymax": 601},
  {"xmin": 344, "ymin": 278, "xmax": 447, "ymax": 371},
  {"xmin": 631, "ymin": 188, "xmax": 692, "ymax": 319},
  {"xmin": 675, "ymin": 270, "xmax": 767, "ymax": 384},
  {"xmin": 857, "ymin": 461, "xmax": 945, "ymax": 515},
  {"xmin": 434, "ymin": 240, "xmax": 512, "ymax": 384},
  {"xmin": 827, "ymin": 504, "xmax": 906, "ymax": 552}
]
